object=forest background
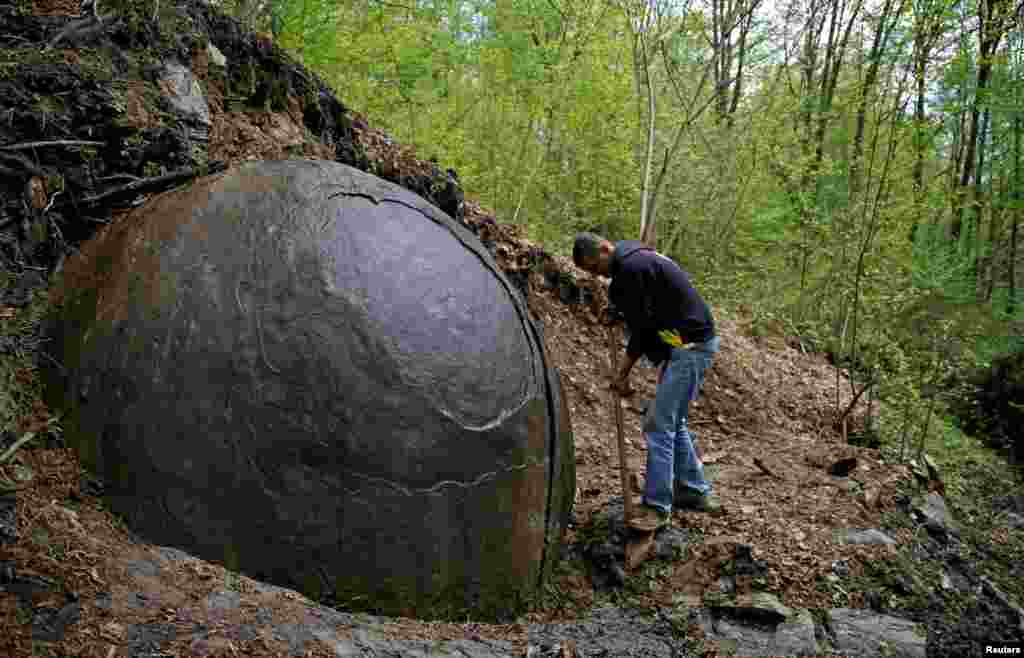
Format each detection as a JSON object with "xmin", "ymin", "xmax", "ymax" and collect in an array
[{"xmin": 223, "ymin": 0, "xmax": 1023, "ymax": 477}]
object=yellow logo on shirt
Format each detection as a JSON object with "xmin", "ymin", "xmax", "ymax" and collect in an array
[{"xmin": 658, "ymin": 329, "xmax": 684, "ymax": 348}]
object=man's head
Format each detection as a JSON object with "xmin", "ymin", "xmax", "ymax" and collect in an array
[{"xmin": 573, "ymin": 232, "xmax": 615, "ymax": 276}]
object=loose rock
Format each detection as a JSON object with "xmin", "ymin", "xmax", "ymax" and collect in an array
[{"xmin": 828, "ymin": 608, "xmax": 926, "ymax": 658}]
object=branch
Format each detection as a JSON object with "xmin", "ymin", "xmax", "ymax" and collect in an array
[
  {"xmin": 639, "ymin": 30, "xmax": 657, "ymax": 245},
  {"xmin": 0, "ymin": 151, "xmax": 46, "ymax": 178},
  {"xmin": 74, "ymin": 162, "xmax": 227, "ymax": 209},
  {"xmin": 365, "ymin": 0, "xmax": 416, "ymax": 11},
  {"xmin": 753, "ymin": 457, "xmax": 784, "ymax": 479},
  {"xmin": 835, "ymin": 376, "xmax": 875, "ymax": 426},
  {"xmin": 0, "ymin": 140, "xmax": 105, "ymax": 151}
]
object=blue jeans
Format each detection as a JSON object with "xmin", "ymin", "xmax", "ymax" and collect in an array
[{"xmin": 642, "ymin": 335, "xmax": 720, "ymax": 513}]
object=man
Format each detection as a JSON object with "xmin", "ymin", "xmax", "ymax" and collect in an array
[{"xmin": 573, "ymin": 233, "xmax": 722, "ymax": 532}]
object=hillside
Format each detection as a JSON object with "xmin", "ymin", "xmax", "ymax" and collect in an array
[{"xmin": 2, "ymin": 1, "xmax": 1024, "ymax": 656}]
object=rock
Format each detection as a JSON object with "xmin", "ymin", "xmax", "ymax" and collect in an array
[
  {"xmin": 773, "ymin": 609, "xmax": 819, "ymax": 657},
  {"xmin": 831, "ymin": 560, "xmax": 850, "ymax": 577},
  {"xmin": 0, "ymin": 494, "xmax": 17, "ymax": 546},
  {"xmin": 31, "ymin": 601, "xmax": 81, "ymax": 642},
  {"xmin": 913, "ymin": 492, "xmax": 958, "ymax": 535},
  {"xmin": 1005, "ymin": 512, "xmax": 1024, "ymax": 530},
  {"xmin": 980, "ymin": 577, "xmax": 1024, "ymax": 634},
  {"xmin": 710, "ymin": 591, "xmax": 792, "ymax": 625},
  {"xmin": 892, "ymin": 574, "xmax": 914, "ymax": 595},
  {"xmin": 158, "ymin": 62, "xmax": 211, "ymax": 140},
  {"xmin": 207, "ymin": 43, "xmax": 227, "ymax": 67},
  {"xmin": 527, "ymin": 605, "xmax": 688, "ymax": 657},
  {"xmin": 828, "ymin": 457, "xmax": 858, "ymax": 476},
  {"xmin": 41, "ymin": 160, "xmax": 575, "ymax": 619},
  {"xmin": 653, "ymin": 527, "xmax": 690, "ymax": 561},
  {"xmin": 697, "ymin": 605, "xmax": 819, "ymax": 657},
  {"xmin": 750, "ymin": 591, "xmax": 793, "ymax": 619},
  {"xmin": 827, "ymin": 608, "xmax": 926, "ymax": 658},
  {"xmin": 734, "ymin": 543, "xmax": 768, "ymax": 577},
  {"xmin": 834, "ymin": 528, "xmax": 896, "ymax": 545},
  {"xmin": 205, "ymin": 589, "xmax": 241, "ymax": 612}
]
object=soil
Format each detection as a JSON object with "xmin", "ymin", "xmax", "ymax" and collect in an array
[{"xmin": 2, "ymin": 1, "xmax": 1023, "ymax": 657}]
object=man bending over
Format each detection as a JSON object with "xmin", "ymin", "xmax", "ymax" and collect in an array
[{"xmin": 573, "ymin": 233, "xmax": 723, "ymax": 532}]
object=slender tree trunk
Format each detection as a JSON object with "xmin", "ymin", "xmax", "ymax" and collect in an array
[
  {"xmin": 912, "ymin": 23, "xmax": 928, "ymax": 240},
  {"xmin": 726, "ymin": 9, "xmax": 752, "ymax": 128},
  {"xmin": 849, "ymin": 0, "xmax": 902, "ymax": 201},
  {"xmin": 975, "ymin": 108, "xmax": 992, "ymax": 298},
  {"xmin": 638, "ymin": 30, "xmax": 657, "ymax": 247},
  {"xmin": 1011, "ymin": 113, "xmax": 1021, "ymax": 315},
  {"xmin": 952, "ymin": 0, "xmax": 1009, "ymax": 242}
]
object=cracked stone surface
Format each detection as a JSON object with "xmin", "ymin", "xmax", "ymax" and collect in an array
[
  {"xmin": 827, "ymin": 608, "xmax": 926, "ymax": 658},
  {"xmin": 41, "ymin": 160, "xmax": 575, "ymax": 619}
]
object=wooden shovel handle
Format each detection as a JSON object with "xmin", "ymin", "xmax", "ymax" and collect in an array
[{"xmin": 607, "ymin": 324, "xmax": 634, "ymax": 526}]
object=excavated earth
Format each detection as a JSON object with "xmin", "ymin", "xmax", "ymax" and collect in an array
[{"xmin": 2, "ymin": 1, "xmax": 1024, "ymax": 656}]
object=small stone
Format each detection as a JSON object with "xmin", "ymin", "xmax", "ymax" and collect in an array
[
  {"xmin": 913, "ymin": 491, "xmax": 957, "ymax": 534},
  {"xmin": 832, "ymin": 560, "xmax": 851, "ymax": 577},
  {"xmin": 207, "ymin": 43, "xmax": 227, "ymax": 68},
  {"xmin": 893, "ymin": 574, "xmax": 914, "ymax": 595},
  {"xmin": 828, "ymin": 457, "xmax": 858, "ymax": 476},
  {"xmin": 652, "ymin": 527, "xmax": 689, "ymax": 561},
  {"xmin": 835, "ymin": 528, "xmax": 896, "ymax": 545},
  {"xmin": 608, "ymin": 564, "xmax": 626, "ymax": 588}
]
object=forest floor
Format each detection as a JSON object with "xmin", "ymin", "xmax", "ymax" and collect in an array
[{"xmin": 2, "ymin": 0, "xmax": 1023, "ymax": 656}]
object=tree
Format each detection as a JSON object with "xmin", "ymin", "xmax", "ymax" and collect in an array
[{"xmin": 951, "ymin": 0, "xmax": 1015, "ymax": 243}]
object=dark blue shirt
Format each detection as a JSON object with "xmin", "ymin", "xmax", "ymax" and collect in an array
[{"xmin": 609, "ymin": 241, "xmax": 715, "ymax": 365}]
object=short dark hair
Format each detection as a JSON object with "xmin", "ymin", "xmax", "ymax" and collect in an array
[{"xmin": 573, "ymin": 232, "xmax": 606, "ymax": 267}]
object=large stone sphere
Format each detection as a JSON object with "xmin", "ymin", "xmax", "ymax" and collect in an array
[{"xmin": 42, "ymin": 160, "xmax": 575, "ymax": 619}]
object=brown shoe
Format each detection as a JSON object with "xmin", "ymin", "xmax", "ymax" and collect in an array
[{"xmin": 628, "ymin": 503, "xmax": 671, "ymax": 532}]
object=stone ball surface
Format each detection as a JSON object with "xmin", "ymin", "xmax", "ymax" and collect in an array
[{"xmin": 42, "ymin": 160, "xmax": 575, "ymax": 619}]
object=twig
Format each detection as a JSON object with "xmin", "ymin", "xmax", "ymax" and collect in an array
[
  {"xmin": 1, "ymin": 34, "xmax": 34, "ymax": 44},
  {"xmin": 0, "ymin": 432, "xmax": 36, "ymax": 465},
  {"xmin": 95, "ymin": 173, "xmax": 142, "ymax": 183},
  {"xmin": 43, "ymin": 190, "xmax": 61, "ymax": 214},
  {"xmin": 0, "ymin": 140, "xmax": 104, "ymax": 151},
  {"xmin": 753, "ymin": 457, "xmax": 784, "ymax": 480},
  {"xmin": 0, "ymin": 151, "xmax": 46, "ymax": 177},
  {"xmin": 75, "ymin": 162, "xmax": 226, "ymax": 209}
]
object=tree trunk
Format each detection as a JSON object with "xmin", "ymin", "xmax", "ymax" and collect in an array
[
  {"xmin": 952, "ymin": 0, "xmax": 1010, "ymax": 242},
  {"xmin": 975, "ymin": 108, "xmax": 992, "ymax": 298},
  {"xmin": 638, "ymin": 29, "xmax": 658, "ymax": 248},
  {"xmin": 849, "ymin": 0, "xmax": 901, "ymax": 201},
  {"xmin": 1011, "ymin": 112, "xmax": 1021, "ymax": 315},
  {"xmin": 911, "ymin": 8, "xmax": 930, "ymax": 240}
]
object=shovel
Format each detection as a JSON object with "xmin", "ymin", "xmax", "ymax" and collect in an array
[{"xmin": 606, "ymin": 324, "xmax": 657, "ymax": 571}]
